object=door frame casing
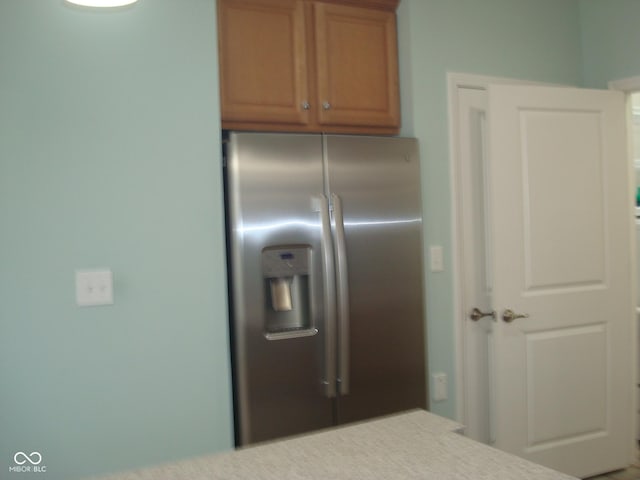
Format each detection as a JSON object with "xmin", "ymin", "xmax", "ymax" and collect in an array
[
  {"xmin": 608, "ymin": 75, "xmax": 640, "ymax": 92},
  {"xmin": 450, "ymin": 72, "xmax": 638, "ymax": 465},
  {"xmin": 608, "ymin": 74, "xmax": 640, "ymax": 448}
]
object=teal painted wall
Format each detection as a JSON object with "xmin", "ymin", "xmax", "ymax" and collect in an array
[
  {"xmin": 580, "ymin": 0, "xmax": 640, "ymax": 88},
  {"xmin": 1, "ymin": 0, "xmax": 622, "ymax": 478},
  {"xmin": 0, "ymin": 1, "xmax": 233, "ymax": 479},
  {"xmin": 397, "ymin": 0, "xmax": 583, "ymax": 419}
]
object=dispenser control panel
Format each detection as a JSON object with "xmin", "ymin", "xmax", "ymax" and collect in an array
[{"xmin": 261, "ymin": 246, "xmax": 310, "ymax": 278}]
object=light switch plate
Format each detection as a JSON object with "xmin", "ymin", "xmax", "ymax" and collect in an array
[
  {"xmin": 75, "ymin": 269, "xmax": 114, "ymax": 306},
  {"xmin": 429, "ymin": 245, "xmax": 444, "ymax": 272}
]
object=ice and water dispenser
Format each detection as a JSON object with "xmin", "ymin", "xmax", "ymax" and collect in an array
[{"xmin": 261, "ymin": 246, "xmax": 314, "ymax": 337}]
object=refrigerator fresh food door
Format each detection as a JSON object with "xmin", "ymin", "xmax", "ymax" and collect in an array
[
  {"xmin": 324, "ymin": 135, "xmax": 427, "ymax": 424},
  {"xmin": 226, "ymin": 133, "xmax": 336, "ymax": 445}
]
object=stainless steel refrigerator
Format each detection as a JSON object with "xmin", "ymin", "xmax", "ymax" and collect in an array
[{"xmin": 224, "ymin": 132, "xmax": 427, "ymax": 446}]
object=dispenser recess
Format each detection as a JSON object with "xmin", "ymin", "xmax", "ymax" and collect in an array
[{"xmin": 261, "ymin": 246, "xmax": 314, "ymax": 338}]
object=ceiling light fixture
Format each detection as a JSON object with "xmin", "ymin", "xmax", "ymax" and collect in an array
[{"xmin": 65, "ymin": 0, "xmax": 138, "ymax": 7}]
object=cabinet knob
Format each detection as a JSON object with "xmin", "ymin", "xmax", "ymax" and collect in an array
[
  {"xmin": 301, "ymin": 101, "xmax": 310, "ymax": 110},
  {"xmin": 322, "ymin": 101, "xmax": 331, "ymax": 110}
]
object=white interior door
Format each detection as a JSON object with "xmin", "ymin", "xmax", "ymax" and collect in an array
[{"xmin": 487, "ymin": 84, "xmax": 635, "ymax": 478}]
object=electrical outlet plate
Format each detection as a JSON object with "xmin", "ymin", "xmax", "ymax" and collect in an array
[
  {"xmin": 432, "ymin": 372, "xmax": 448, "ymax": 402},
  {"xmin": 75, "ymin": 269, "xmax": 114, "ymax": 306}
]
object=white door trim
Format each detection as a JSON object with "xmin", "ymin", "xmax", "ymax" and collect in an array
[
  {"xmin": 447, "ymin": 72, "xmax": 571, "ymax": 426},
  {"xmin": 609, "ymin": 75, "xmax": 640, "ymax": 92},
  {"xmin": 608, "ymin": 74, "xmax": 640, "ymax": 451}
]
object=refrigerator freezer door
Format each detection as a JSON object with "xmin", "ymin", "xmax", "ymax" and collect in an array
[
  {"xmin": 325, "ymin": 135, "xmax": 427, "ymax": 424},
  {"xmin": 226, "ymin": 133, "xmax": 335, "ymax": 445}
]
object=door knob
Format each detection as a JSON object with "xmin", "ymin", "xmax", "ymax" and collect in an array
[
  {"xmin": 322, "ymin": 101, "xmax": 331, "ymax": 110},
  {"xmin": 502, "ymin": 309, "xmax": 530, "ymax": 323},
  {"xmin": 469, "ymin": 308, "xmax": 496, "ymax": 322}
]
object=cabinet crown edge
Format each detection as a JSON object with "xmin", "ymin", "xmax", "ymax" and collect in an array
[{"xmin": 307, "ymin": 0, "xmax": 399, "ymax": 11}]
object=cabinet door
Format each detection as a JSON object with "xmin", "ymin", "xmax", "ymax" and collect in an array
[
  {"xmin": 314, "ymin": 3, "xmax": 400, "ymax": 128},
  {"xmin": 218, "ymin": 0, "xmax": 310, "ymax": 125}
]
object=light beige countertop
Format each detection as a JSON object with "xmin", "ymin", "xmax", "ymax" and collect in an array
[{"xmin": 91, "ymin": 410, "xmax": 577, "ymax": 480}]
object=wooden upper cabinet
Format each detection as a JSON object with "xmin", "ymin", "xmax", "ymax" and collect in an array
[
  {"xmin": 217, "ymin": 0, "xmax": 400, "ymax": 134},
  {"xmin": 217, "ymin": 0, "xmax": 310, "ymax": 125},
  {"xmin": 314, "ymin": 3, "xmax": 399, "ymax": 129}
]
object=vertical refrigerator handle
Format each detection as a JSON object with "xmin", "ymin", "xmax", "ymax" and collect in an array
[
  {"xmin": 319, "ymin": 195, "xmax": 337, "ymax": 398},
  {"xmin": 331, "ymin": 193, "xmax": 350, "ymax": 395}
]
